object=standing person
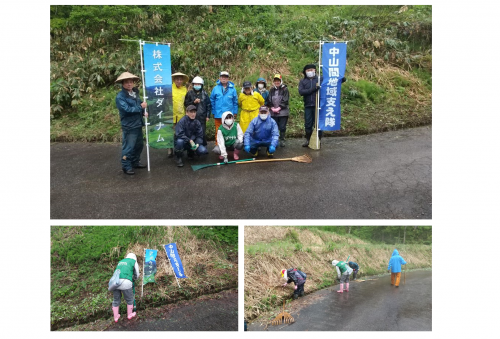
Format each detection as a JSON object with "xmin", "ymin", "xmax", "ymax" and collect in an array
[
  {"xmin": 387, "ymin": 249, "xmax": 407, "ymax": 287},
  {"xmin": 281, "ymin": 268, "xmax": 307, "ymax": 300},
  {"xmin": 254, "ymin": 77, "xmax": 269, "ymax": 104},
  {"xmin": 268, "ymin": 74, "xmax": 290, "ymax": 147},
  {"xmin": 115, "ymin": 72, "xmax": 148, "ymax": 175},
  {"xmin": 110, "ymin": 253, "xmax": 140, "ymax": 322},
  {"xmin": 298, "ymin": 64, "xmax": 320, "ymax": 147},
  {"xmin": 332, "ymin": 260, "xmax": 353, "ymax": 293},
  {"xmin": 213, "ymin": 111, "xmax": 243, "ymax": 162},
  {"xmin": 169, "ymin": 72, "xmax": 189, "ymax": 157},
  {"xmin": 210, "ymin": 71, "xmax": 238, "ymax": 147},
  {"xmin": 243, "ymin": 106, "xmax": 279, "ymax": 158},
  {"xmin": 184, "ymin": 76, "xmax": 211, "ymax": 146},
  {"xmin": 238, "ymin": 81, "xmax": 265, "ymax": 133},
  {"xmin": 348, "ymin": 261, "xmax": 360, "ymax": 280},
  {"xmin": 174, "ymin": 105, "xmax": 208, "ymax": 167}
]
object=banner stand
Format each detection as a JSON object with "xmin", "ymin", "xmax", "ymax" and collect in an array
[
  {"xmin": 163, "ymin": 246, "xmax": 181, "ymax": 288},
  {"xmin": 138, "ymin": 40, "xmax": 151, "ymax": 171},
  {"xmin": 141, "ymin": 248, "xmax": 145, "ymax": 297}
]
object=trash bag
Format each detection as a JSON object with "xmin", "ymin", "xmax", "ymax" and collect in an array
[{"xmin": 108, "ymin": 269, "xmax": 122, "ymax": 291}]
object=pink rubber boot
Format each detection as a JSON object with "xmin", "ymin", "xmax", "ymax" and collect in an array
[
  {"xmin": 345, "ymin": 283, "xmax": 349, "ymax": 291},
  {"xmin": 219, "ymin": 155, "xmax": 224, "ymax": 160},
  {"xmin": 127, "ymin": 304, "xmax": 136, "ymax": 320},
  {"xmin": 112, "ymin": 306, "xmax": 120, "ymax": 323},
  {"xmin": 233, "ymin": 148, "xmax": 240, "ymax": 160},
  {"xmin": 337, "ymin": 283, "xmax": 343, "ymax": 293}
]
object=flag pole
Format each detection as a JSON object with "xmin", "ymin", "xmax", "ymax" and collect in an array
[
  {"xmin": 138, "ymin": 39, "xmax": 151, "ymax": 172},
  {"xmin": 316, "ymin": 40, "xmax": 323, "ymax": 149},
  {"xmin": 142, "ymin": 248, "xmax": 145, "ymax": 297},
  {"xmin": 164, "ymin": 245, "xmax": 181, "ymax": 288}
]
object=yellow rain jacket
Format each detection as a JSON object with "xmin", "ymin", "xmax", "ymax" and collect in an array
[
  {"xmin": 238, "ymin": 91, "xmax": 264, "ymax": 133},
  {"xmin": 172, "ymin": 85, "xmax": 187, "ymax": 123}
]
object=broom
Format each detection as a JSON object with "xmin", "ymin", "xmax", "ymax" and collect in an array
[
  {"xmin": 271, "ymin": 300, "xmax": 294, "ymax": 326},
  {"xmin": 236, "ymin": 154, "xmax": 312, "ymax": 165},
  {"xmin": 191, "ymin": 158, "xmax": 255, "ymax": 171}
]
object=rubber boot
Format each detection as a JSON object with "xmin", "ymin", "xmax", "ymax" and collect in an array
[
  {"xmin": 302, "ymin": 131, "xmax": 312, "ymax": 147},
  {"xmin": 112, "ymin": 306, "xmax": 120, "ymax": 323},
  {"xmin": 337, "ymin": 283, "xmax": 343, "ymax": 293},
  {"xmin": 219, "ymin": 155, "xmax": 224, "ymax": 160},
  {"xmin": 233, "ymin": 148, "xmax": 240, "ymax": 160},
  {"xmin": 127, "ymin": 304, "xmax": 136, "ymax": 320},
  {"xmin": 345, "ymin": 283, "xmax": 349, "ymax": 292}
]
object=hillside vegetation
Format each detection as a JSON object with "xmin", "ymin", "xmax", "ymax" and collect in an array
[
  {"xmin": 244, "ymin": 226, "xmax": 431, "ymax": 320},
  {"xmin": 50, "ymin": 226, "xmax": 237, "ymax": 330},
  {"xmin": 50, "ymin": 5, "xmax": 432, "ymax": 142}
]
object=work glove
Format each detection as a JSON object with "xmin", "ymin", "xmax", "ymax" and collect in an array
[
  {"xmin": 189, "ymin": 140, "xmax": 199, "ymax": 151},
  {"xmin": 244, "ymin": 145, "xmax": 251, "ymax": 153},
  {"xmin": 223, "ymin": 156, "xmax": 228, "ymax": 164},
  {"xmin": 271, "ymin": 107, "xmax": 277, "ymax": 113},
  {"xmin": 276, "ymin": 106, "xmax": 281, "ymax": 112},
  {"xmin": 294, "ymin": 285, "xmax": 298, "ymax": 290},
  {"xmin": 269, "ymin": 146, "xmax": 276, "ymax": 153}
]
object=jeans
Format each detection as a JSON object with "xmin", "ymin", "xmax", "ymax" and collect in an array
[
  {"xmin": 271, "ymin": 115, "xmax": 288, "ymax": 140},
  {"xmin": 175, "ymin": 139, "xmax": 208, "ymax": 156},
  {"xmin": 121, "ymin": 127, "xmax": 144, "ymax": 171}
]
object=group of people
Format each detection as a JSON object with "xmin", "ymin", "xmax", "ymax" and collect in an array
[
  {"xmin": 115, "ymin": 63, "xmax": 333, "ymax": 173},
  {"xmin": 281, "ymin": 249, "xmax": 407, "ymax": 299}
]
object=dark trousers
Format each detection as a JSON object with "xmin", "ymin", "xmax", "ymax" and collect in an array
[
  {"xmin": 121, "ymin": 127, "xmax": 144, "ymax": 171},
  {"xmin": 197, "ymin": 118, "xmax": 207, "ymax": 146},
  {"xmin": 294, "ymin": 283, "xmax": 305, "ymax": 297},
  {"xmin": 304, "ymin": 106, "xmax": 323, "ymax": 139},
  {"xmin": 272, "ymin": 115, "xmax": 288, "ymax": 140}
]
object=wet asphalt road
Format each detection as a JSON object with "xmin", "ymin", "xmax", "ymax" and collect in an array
[
  {"xmin": 51, "ymin": 126, "xmax": 431, "ymax": 219},
  {"xmin": 248, "ymin": 270, "xmax": 432, "ymax": 331},
  {"xmin": 105, "ymin": 292, "xmax": 238, "ymax": 331}
]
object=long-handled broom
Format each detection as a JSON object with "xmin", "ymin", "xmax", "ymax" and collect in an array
[
  {"xmin": 191, "ymin": 158, "xmax": 255, "ymax": 171},
  {"xmin": 271, "ymin": 300, "xmax": 294, "ymax": 325},
  {"xmin": 236, "ymin": 154, "xmax": 312, "ymax": 165}
]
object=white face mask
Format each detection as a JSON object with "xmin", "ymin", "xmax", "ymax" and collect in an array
[
  {"xmin": 259, "ymin": 113, "xmax": 268, "ymax": 120},
  {"xmin": 258, "ymin": 83, "xmax": 264, "ymax": 89},
  {"xmin": 225, "ymin": 118, "xmax": 234, "ymax": 126},
  {"xmin": 306, "ymin": 71, "xmax": 315, "ymax": 78}
]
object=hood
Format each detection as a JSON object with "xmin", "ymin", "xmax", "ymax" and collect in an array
[
  {"xmin": 221, "ymin": 111, "xmax": 235, "ymax": 130},
  {"xmin": 255, "ymin": 77, "xmax": 267, "ymax": 88},
  {"xmin": 241, "ymin": 87, "xmax": 254, "ymax": 95},
  {"xmin": 331, "ymin": 260, "xmax": 339, "ymax": 266},
  {"xmin": 126, "ymin": 253, "xmax": 137, "ymax": 262},
  {"xmin": 216, "ymin": 79, "xmax": 235, "ymax": 88},
  {"xmin": 392, "ymin": 249, "xmax": 399, "ymax": 257}
]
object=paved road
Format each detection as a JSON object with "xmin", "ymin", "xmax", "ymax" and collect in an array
[
  {"xmin": 51, "ymin": 126, "xmax": 431, "ymax": 219},
  {"xmin": 248, "ymin": 270, "xmax": 432, "ymax": 331},
  {"xmin": 105, "ymin": 291, "xmax": 238, "ymax": 331}
]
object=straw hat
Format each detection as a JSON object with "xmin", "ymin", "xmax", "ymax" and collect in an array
[
  {"xmin": 172, "ymin": 72, "xmax": 189, "ymax": 83},
  {"xmin": 115, "ymin": 72, "xmax": 139, "ymax": 83}
]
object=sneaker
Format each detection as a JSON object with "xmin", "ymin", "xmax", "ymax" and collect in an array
[
  {"xmin": 302, "ymin": 140, "xmax": 309, "ymax": 147},
  {"xmin": 123, "ymin": 169, "xmax": 135, "ymax": 175},
  {"xmin": 133, "ymin": 162, "xmax": 147, "ymax": 169},
  {"xmin": 176, "ymin": 157, "xmax": 184, "ymax": 167}
]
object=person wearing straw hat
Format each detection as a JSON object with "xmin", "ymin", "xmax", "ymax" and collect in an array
[
  {"xmin": 243, "ymin": 106, "xmax": 279, "ymax": 158},
  {"xmin": 168, "ymin": 72, "xmax": 189, "ymax": 157},
  {"xmin": 238, "ymin": 80, "xmax": 265, "ymax": 133},
  {"xmin": 213, "ymin": 111, "xmax": 243, "ymax": 163},
  {"xmin": 281, "ymin": 268, "xmax": 307, "ymax": 300},
  {"xmin": 387, "ymin": 249, "xmax": 407, "ymax": 287},
  {"xmin": 184, "ymin": 76, "xmax": 211, "ymax": 147},
  {"xmin": 332, "ymin": 259, "xmax": 353, "ymax": 293},
  {"xmin": 110, "ymin": 253, "xmax": 140, "ymax": 323},
  {"xmin": 268, "ymin": 74, "xmax": 290, "ymax": 147},
  {"xmin": 174, "ymin": 104, "xmax": 208, "ymax": 167},
  {"xmin": 210, "ymin": 71, "xmax": 238, "ymax": 147},
  {"xmin": 115, "ymin": 72, "xmax": 148, "ymax": 175}
]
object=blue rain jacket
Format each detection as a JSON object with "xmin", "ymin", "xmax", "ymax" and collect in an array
[
  {"xmin": 209, "ymin": 80, "xmax": 238, "ymax": 119},
  {"xmin": 116, "ymin": 87, "xmax": 144, "ymax": 130},
  {"xmin": 387, "ymin": 249, "xmax": 407, "ymax": 273},
  {"xmin": 243, "ymin": 116, "xmax": 279, "ymax": 148}
]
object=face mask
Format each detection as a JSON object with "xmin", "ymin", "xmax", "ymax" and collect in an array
[
  {"xmin": 225, "ymin": 119, "xmax": 234, "ymax": 126},
  {"xmin": 259, "ymin": 114, "xmax": 268, "ymax": 120},
  {"xmin": 258, "ymin": 83, "xmax": 264, "ymax": 89},
  {"xmin": 306, "ymin": 71, "xmax": 315, "ymax": 78},
  {"xmin": 193, "ymin": 85, "xmax": 201, "ymax": 91}
]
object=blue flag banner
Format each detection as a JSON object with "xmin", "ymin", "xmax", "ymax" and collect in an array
[
  {"xmin": 143, "ymin": 43, "xmax": 174, "ymax": 149},
  {"xmin": 143, "ymin": 249, "xmax": 158, "ymax": 285},
  {"xmin": 319, "ymin": 42, "xmax": 347, "ymax": 131},
  {"xmin": 164, "ymin": 243, "xmax": 187, "ymax": 279}
]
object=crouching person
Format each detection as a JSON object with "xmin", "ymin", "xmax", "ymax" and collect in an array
[
  {"xmin": 174, "ymin": 104, "xmax": 208, "ymax": 167},
  {"xmin": 213, "ymin": 111, "xmax": 243, "ymax": 163},
  {"xmin": 348, "ymin": 261, "xmax": 360, "ymax": 280},
  {"xmin": 243, "ymin": 106, "xmax": 279, "ymax": 158},
  {"xmin": 332, "ymin": 260, "xmax": 353, "ymax": 293},
  {"xmin": 281, "ymin": 268, "xmax": 307, "ymax": 300},
  {"xmin": 110, "ymin": 253, "xmax": 140, "ymax": 322}
]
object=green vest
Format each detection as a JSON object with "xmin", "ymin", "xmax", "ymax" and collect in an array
[
  {"xmin": 218, "ymin": 124, "xmax": 238, "ymax": 147},
  {"xmin": 336, "ymin": 261, "xmax": 348, "ymax": 274},
  {"xmin": 116, "ymin": 258, "xmax": 136, "ymax": 282}
]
